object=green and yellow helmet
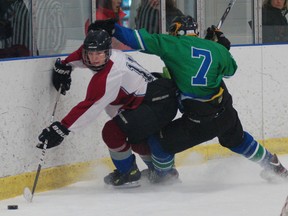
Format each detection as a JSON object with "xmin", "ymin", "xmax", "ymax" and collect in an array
[{"xmin": 168, "ymin": 15, "xmax": 199, "ymax": 36}]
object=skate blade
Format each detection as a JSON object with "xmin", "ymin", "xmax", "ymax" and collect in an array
[
  {"xmin": 23, "ymin": 187, "xmax": 33, "ymax": 202},
  {"xmin": 141, "ymin": 169, "xmax": 182, "ymax": 184},
  {"xmin": 105, "ymin": 180, "xmax": 141, "ymax": 189},
  {"xmin": 151, "ymin": 177, "xmax": 182, "ymax": 185}
]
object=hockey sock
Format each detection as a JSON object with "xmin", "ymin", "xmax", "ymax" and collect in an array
[
  {"xmin": 230, "ymin": 131, "xmax": 273, "ymax": 166},
  {"xmin": 109, "ymin": 148, "xmax": 135, "ymax": 174},
  {"xmin": 130, "ymin": 142, "xmax": 152, "ymax": 169},
  {"xmin": 148, "ymin": 135, "xmax": 175, "ymax": 173},
  {"xmin": 139, "ymin": 154, "xmax": 153, "ymax": 169}
]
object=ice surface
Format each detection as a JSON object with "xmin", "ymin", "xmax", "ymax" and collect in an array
[{"xmin": 1, "ymin": 155, "xmax": 288, "ymax": 216}]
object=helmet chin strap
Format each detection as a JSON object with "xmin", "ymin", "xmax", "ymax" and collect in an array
[
  {"xmin": 87, "ymin": 60, "xmax": 107, "ymax": 72},
  {"xmin": 89, "ymin": 64, "xmax": 105, "ymax": 72},
  {"xmin": 94, "ymin": 52, "xmax": 110, "ymax": 71}
]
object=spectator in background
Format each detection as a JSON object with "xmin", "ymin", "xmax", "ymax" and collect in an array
[
  {"xmin": 0, "ymin": 0, "xmax": 30, "ymax": 58},
  {"xmin": 129, "ymin": 0, "xmax": 141, "ymax": 28},
  {"xmin": 135, "ymin": 0, "xmax": 184, "ymax": 34},
  {"xmin": 262, "ymin": 0, "xmax": 288, "ymax": 43},
  {"xmin": 0, "ymin": 0, "xmax": 13, "ymax": 40},
  {"xmin": 135, "ymin": 0, "xmax": 159, "ymax": 33},
  {"xmin": 85, "ymin": 0, "xmax": 130, "ymax": 50},
  {"xmin": 85, "ymin": 0, "xmax": 126, "ymax": 34},
  {"xmin": 96, "ymin": 0, "xmax": 126, "ymax": 24},
  {"xmin": 165, "ymin": 0, "xmax": 185, "ymax": 29}
]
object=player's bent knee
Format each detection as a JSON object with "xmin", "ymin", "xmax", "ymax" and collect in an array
[{"xmin": 102, "ymin": 120, "xmax": 127, "ymax": 149}]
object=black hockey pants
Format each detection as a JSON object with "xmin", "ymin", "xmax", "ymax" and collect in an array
[
  {"xmin": 113, "ymin": 78, "xmax": 178, "ymax": 144},
  {"xmin": 156, "ymin": 82, "xmax": 245, "ymax": 154}
]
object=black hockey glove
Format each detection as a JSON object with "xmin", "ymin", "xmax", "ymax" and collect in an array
[
  {"xmin": 37, "ymin": 121, "xmax": 70, "ymax": 149},
  {"xmin": 52, "ymin": 58, "xmax": 72, "ymax": 95},
  {"xmin": 205, "ymin": 25, "xmax": 231, "ymax": 50},
  {"xmin": 214, "ymin": 29, "xmax": 231, "ymax": 51},
  {"xmin": 205, "ymin": 25, "xmax": 217, "ymax": 40},
  {"xmin": 87, "ymin": 18, "xmax": 118, "ymax": 36}
]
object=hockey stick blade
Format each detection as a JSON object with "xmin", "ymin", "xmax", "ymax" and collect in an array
[
  {"xmin": 23, "ymin": 187, "xmax": 33, "ymax": 202},
  {"xmin": 217, "ymin": 0, "xmax": 237, "ymax": 29}
]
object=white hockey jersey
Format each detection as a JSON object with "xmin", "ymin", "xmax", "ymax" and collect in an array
[{"xmin": 61, "ymin": 49, "xmax": 155, "ymax": 132}]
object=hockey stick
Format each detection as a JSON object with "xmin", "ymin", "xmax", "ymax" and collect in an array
[
  {"xmin": 281, "ymin": 195, "xmax": 288, "ymax": 216},
  {"xmin": 23, "ymin": 85, "xmax": 62, "ymax": 202},
  {"xmin": 216, "ymin": 0, "xmax": 237, "ymax": 29}
]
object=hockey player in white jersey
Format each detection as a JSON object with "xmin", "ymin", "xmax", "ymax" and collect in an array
[{"xmin": 36, "ymin": 29, "xmax": 179, "ymax": 188}]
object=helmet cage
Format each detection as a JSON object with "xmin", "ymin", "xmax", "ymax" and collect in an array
[
  {"xmin": 82, "ymin": 48, "xmax": 111, "ymax": 71},
  {"xmin": 82, "ymin": 29, "xmax": 112, "ymax": 72}
]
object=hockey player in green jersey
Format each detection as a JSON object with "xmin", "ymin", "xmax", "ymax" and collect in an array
[{"xmin": 90, "ymin": 16, "xmax": 288, "ymax": 183}]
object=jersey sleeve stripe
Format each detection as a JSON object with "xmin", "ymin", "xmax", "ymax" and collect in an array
[{"xmin": 134, "ymin": 30, "xmax": 145, "ymax": 50}]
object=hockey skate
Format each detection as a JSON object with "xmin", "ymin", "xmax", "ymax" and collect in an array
[
  {"xmin": 260, "ymin": 154, "xmax": 288, "ymax": 182},
  {"xmin": 148, "ymin": 167, "xmax": 180, "ymax": 184},
  {"xmin": 104, "ymin": 162, "xmax": 141, "ymax": 188},
  {"xmin": 140, "ymin": 168, "xmax": 153, "ymax": 178}
]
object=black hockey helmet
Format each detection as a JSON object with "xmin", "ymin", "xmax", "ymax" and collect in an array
[
  {"xmin": 168, "ymin": 15, "xmax": 199, "ymax": 36},
  {"xmin": 82, "ymin": 29, "xmax": 112, "ymax": 71}
]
